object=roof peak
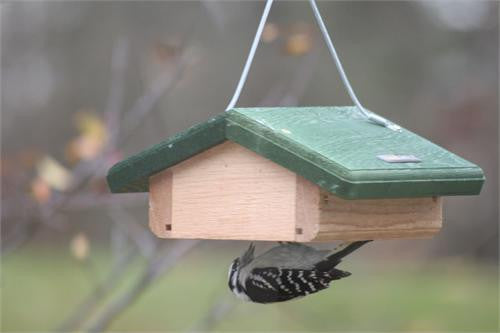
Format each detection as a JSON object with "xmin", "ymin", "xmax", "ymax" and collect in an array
[{"xmin": 107, "ymin": 107, "xmax": 483, "ymax": 198}]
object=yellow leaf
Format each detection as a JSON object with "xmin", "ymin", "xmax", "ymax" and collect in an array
[
  {"xmin": 66, "ymin": 110, "xmax": 108, "ymax": 163},
  {"xmin": 36, "ymin": 156, "xmax": 73, "ymax": 191},
  {"xmin": 64, "ymin": 139, "xmax": 80, "ymax": 164},
  {"xmin": 66, "ymin": 135, "xmax": 105, "ymax": 162},
  {"xmin": 74, "ymin": 110, "xmax": 107, "ymax": 143},
  {"xmin": 70, "ymin": 232, "xmax": 90, "ymax": 260},
  {"xmin": 153, "ymin": 42, "xmax": 178, "ymax": 64},
  {"xmin": 285, "ymin": 32, "xmax": 312, "ymax": 56}
]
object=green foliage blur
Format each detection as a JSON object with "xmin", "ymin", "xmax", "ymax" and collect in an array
[{"xmin": 2, "ymin": 246, "xmax": 497, "ymax": 332}]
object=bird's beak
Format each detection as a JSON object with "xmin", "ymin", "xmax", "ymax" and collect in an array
[
  {"xmin": 241, "ymin": 242, "xmax": 255, "ymax": 264},
  {"xmin": 246, "ymin": 242, "xmax": 255, "ymax": 256}
]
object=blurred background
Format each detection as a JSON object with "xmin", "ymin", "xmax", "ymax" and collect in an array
[{"xmin": 1, "ymin": 1, "xmax": 498, "ymax": 332}]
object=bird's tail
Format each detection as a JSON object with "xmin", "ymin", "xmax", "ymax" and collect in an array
[{"xmin": 315, "ymin": 240, "xmax": 372, "ymax": 271}]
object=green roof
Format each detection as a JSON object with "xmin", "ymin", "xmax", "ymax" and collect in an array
[{"xmin": 107, "ymin": 107, "xmax": 484, "ymax": 199}]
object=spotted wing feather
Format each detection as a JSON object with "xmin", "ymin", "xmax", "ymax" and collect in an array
[{"xmin": 244, "ymin": 267, "xmax": 347, "ymax": 303}]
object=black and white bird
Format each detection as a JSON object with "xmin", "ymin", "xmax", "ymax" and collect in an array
[{"xmin": 228, "ymin": 241, "xmax": 371, "ymax": 303}]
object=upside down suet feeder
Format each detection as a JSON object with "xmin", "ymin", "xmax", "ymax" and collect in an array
[{"xmin": 106, "ymin": 0, "xmax": 484, "ymax": 242}]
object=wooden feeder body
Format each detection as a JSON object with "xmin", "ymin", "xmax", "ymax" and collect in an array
[
  {"xmin": 149, "ymin": 141, "xmax": 442, "ymax": 241},
  {"xmin": 107, "ymin": 107, "xmax": 484, "ymax": 242}
]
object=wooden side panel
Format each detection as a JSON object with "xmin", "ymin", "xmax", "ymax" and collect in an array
[
  {"xmin": 315, "ymin": 192, "xmax": 442, "ymax": 241},
  {"xmin": 108, "ymin": 114, "xmax": 226, "ymax": 193},
  {"xmin": 162, "ymin": 141, "xmax": 297, "ymax": 241},
  {"xmin": 294, "ymin": 175, "xmax": 320, "ymax": 242},
  {"xmin": 149, "ymin": 171, "xmax": 173, "ymax": 238},
  {"xmin": 148, "ymin": 141, "xmax": 443, "ymax": 242}
]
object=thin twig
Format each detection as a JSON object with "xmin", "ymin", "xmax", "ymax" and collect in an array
[
  {"xmin": 87, "ymin": 240, "xmax": 201, "ymax": 332},
  {"xmin": 105, "ymin": 37, "xmax": 129, "ymax": 149},
  {"xmin": 1, "ymin": 39, "xmax": 192, "ymax": 256},
  {"xmin": 259, "ymin": 44, "xmax": 320, "ymax": 107},
  {"xmin": 189, "ymin": 295, "xmax": 237, "ymax": 332},
  {"xmin": 56, "ymin": 249, "xmax": 137, "ymax": 332},
  {"xmin": 3, "ymin": 36, "xmax": 129, "ymax": 253},
  {"xmin": 57, "ymin": 203, "xmax": 157, "ymax": 332},
  {"xmin": 107, "ymin": 205, "xmax": 156, "ymax": 258},
  {"xmin": 118, "ymin": 50, "xmax": 193, "ymax": 145},
  {"xmin": 201, "ymin": 0, "xmax": 226, "ymax": 31}
]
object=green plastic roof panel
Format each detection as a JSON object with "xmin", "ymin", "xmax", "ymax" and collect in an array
[{"xmin": 107, "ymin": 107, "xmax": 484, "ymax": 199}]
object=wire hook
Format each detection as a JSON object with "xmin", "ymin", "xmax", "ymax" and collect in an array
[{"xmin": 226, "ymin": 0, "xmax": 399, "ymax": 130}]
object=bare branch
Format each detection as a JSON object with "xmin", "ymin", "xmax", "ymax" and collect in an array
[
  {"xmin": 106, "ymin": 205, "xmax": 156, "ymax": 258},
  {"xmin": 56, "ymin": 249, "xmax": 137, "ymax": 332},
  {"xmin": 201, "ymin": 1, "xmax": 227, "ymax": 31},
  {"xmin": 258, "ymin": 45, "xmax": 320, "ymax": 106},
  {"xmin": 118, "ymin": 49, "xmax": 194, "ymax": 145},
  {"xmin": 189, "ymin": 295, "xmax": 237, "ymax": 332},
  {"xmin": 1, "ymin": 38, "xmax": 193, "ymax": 255},
  {"xmin": 87, "ymin": 240, "xmax": 201, "ymax": 332},
  {"xmin": 105, "ymin": 37, "xmax": 129, "ymax": 148}
]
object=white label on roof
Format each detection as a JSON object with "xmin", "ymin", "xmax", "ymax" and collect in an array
[{"xmin": 377, "ymin": 154, "xmax": 422, "ymax": 163}]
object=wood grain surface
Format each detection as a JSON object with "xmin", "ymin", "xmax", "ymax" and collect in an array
[
  {"xmin": 149, "ymin": 141, "xmax": 443, "ymax": 241},
  {"xmin": 150, "ymin": 141, "xmax": 297, "ymax": 240}
]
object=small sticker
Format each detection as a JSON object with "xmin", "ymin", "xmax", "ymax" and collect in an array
[
  {"xmin": 377, "ymin": 154, "xmax": 422, "ymax": 163},
  {"xmin": 281, "ymin": 128, "xmax": 291, "ymax": 134}
]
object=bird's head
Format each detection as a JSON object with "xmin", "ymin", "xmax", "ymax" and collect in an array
[{"xmin": 228, "ymin": 243, "xmax": 255, "ymax": 293}]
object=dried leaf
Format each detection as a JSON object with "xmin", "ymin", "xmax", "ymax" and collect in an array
[
  {"xmin": 75, "ymin": 111, "xmax": 107, "ymax": 143},
  {"xmin": 66, "ymin": 110, "xmax": 108, "ymax": 163},
  {"xmin": 30, "ymin": 177, "xmax": 52, "ymax": 204},
  {"xmin": 2, "ymin": 150, "xmax": 41, "ymax": 178},
  {"xmin": 36, "ymin": 156, "xmax": 73, "ymax": 191},
  {"xmin": 66, "ymin": 135, "xmax": 105, "ymax": 162},
  {"xmin": 64, "ymin": 139, "xmax": 80, "ymax": 164},
  {"xmin": 17, "ymin": 150, "xmax": 41, "ymax": 168},
  {"xmin": 70, "ymin": 232, "xmax": 90, "ymax": 260},
  {"xmin": 153, "ymin": 42, "xmax": 178, "ymax": 64},
  {"xmin": 262, "ymin": 23, "xmax": 279, "ymax": 43},
  {"xmin": 285, "ymin": 32, "xmax": 312, "ymax": 56}
]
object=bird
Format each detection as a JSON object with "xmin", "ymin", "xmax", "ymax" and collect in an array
[{"xmin": 228, "ymin": 240, "xmax": 371, "ymax": 303}]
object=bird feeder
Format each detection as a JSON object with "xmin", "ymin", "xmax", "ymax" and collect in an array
[
  {"xmin": 107, "ymin": 106, "xmax": 484, "ymax": 242},
  {"xmin": 107, "ymin": 1, "xmax": 484, "ymax": 242}
]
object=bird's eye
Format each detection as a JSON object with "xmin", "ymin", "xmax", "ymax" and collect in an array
[{"xmin": 228, "ymin": 259, "xmax": 239, "ymax": 280}]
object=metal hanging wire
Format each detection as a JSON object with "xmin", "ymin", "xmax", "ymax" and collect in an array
[{"xmin": 225, "ymin": 0, "xmax": 398, "ymax": 129}]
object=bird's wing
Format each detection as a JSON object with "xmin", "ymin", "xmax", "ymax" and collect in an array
[
  {"xmin": 251, "ymin": 245, "xmax": 329, "ymax": 270},
  {"xmin": 244, "ymin": 267, "xmax": 336, "ymax": 303}
]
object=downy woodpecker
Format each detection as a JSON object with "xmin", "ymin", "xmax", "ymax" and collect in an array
[{"xmin": 228, "ymin": 241, "xmax": 371, "ymax": 303}]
